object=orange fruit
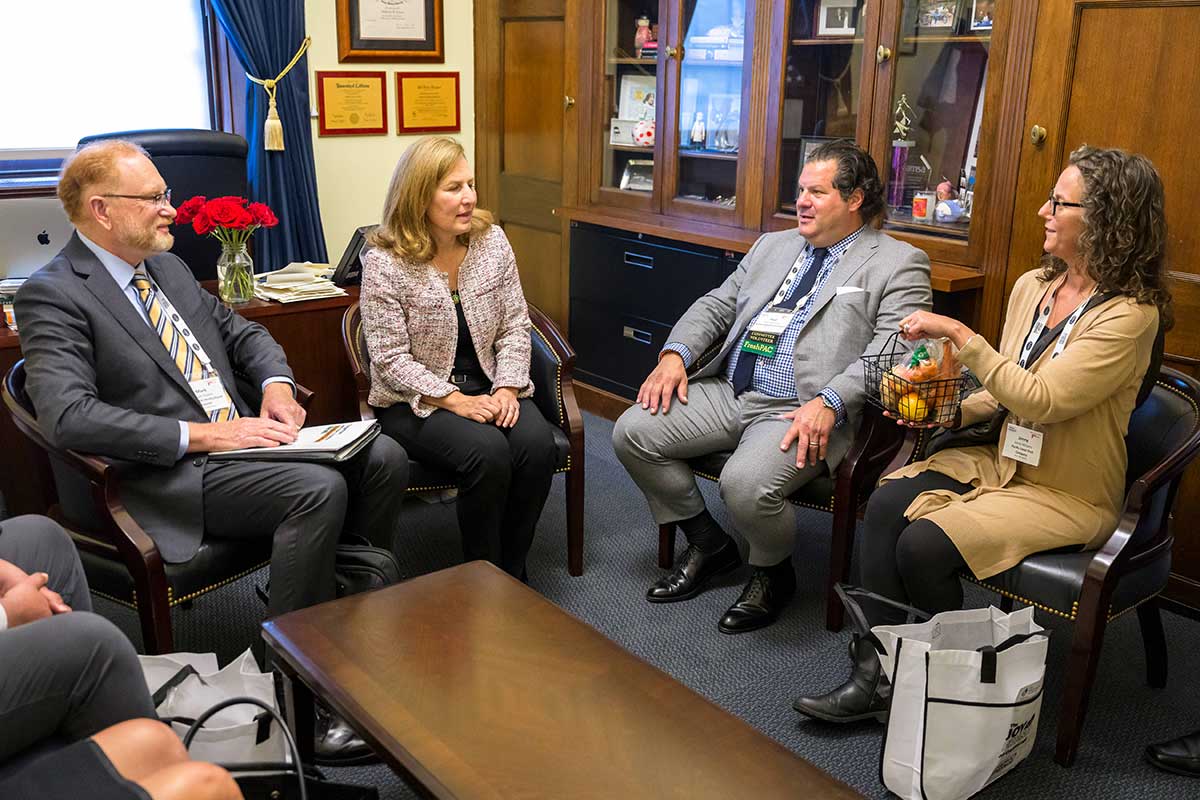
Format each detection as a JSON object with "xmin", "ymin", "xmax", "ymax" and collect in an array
[{"xmin": 897, "ymin": 392, "xmax": 930, "ymax": 421}]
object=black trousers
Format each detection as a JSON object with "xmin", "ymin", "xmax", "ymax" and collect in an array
[
  {"xmin": 860, "ymin": 471, "xmax": 974, "ymax": 624},
  {"xmin": 376, "ymin": 399, "xmax": 557, "ymax": 577},
  {"xmin": 0, "ymin": 516, "xmax": 155, "ymax": 763},
  {"xmin": 202, "ymin": 435, "xmax": 410, "ymax": 618}
]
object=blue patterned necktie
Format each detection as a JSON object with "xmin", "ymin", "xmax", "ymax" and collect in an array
[{"xmin": 731, "ymin": 247, "xmax": 828, "ymax": 397}]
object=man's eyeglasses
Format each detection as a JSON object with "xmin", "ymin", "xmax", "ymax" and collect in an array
[
  {"xmin": 101, "ymin": 188, "xmax": 172, "ymax": 207},
  {"xmin": 1046, "ymin": 192, "xmax": 1084, "ymax": 216}
]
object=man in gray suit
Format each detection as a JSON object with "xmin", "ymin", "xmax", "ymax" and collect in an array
[
  {"xmin": 15, "ymin": 140, "xmax": 409, "ymax": 761},
  {"xmin": 613, "ymin": 140, "xmax": 931, "ymax": 633}
]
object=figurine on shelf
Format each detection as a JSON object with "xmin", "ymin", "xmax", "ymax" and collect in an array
[
  {"xmin": 936, "ymin": 180, "xmax": 955, "ymax": 201},
  {"xmin": 709, "ymin": 110, "xmax": 725, "ymax": 150},
  {"xmin": 888, "ymin": 94, "xmax": 916, "ymax": 207},
  {"xmin": 689, "ymin": 112, "xmax": 706, "ymax": 148},
  {"xmin": 634, "ymin": 14, "xmax": 654, "ymax": 57}
]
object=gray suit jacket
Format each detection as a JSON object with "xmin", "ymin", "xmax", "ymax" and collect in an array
[
  {"xmin": 15, "ymin": 233, "xmax": 292, "ymax": 562},
  {"xmin": 668, "ymin": 226, "xmax": 932, "ymax": 469}
]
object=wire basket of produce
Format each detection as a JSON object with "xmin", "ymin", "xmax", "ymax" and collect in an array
[{"xmin": 863, "ymin": 333, "xmax": 970, "ymax": 424}]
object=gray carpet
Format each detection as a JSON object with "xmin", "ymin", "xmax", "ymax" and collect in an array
[{"xmin": 94, "ymin": 410, "xmax": 1200, "ymax": 798}]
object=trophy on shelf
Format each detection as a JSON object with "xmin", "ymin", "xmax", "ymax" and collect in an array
[{"xmin": 889, "ymin": 94, "xmax": 915, "ymax": 208}]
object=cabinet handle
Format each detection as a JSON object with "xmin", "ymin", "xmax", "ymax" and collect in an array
[
  {"xmin": 876, "ymin": 45, "xmax": 892, "ymax": 64},
  {"xmin": 563, "ymin": 95, "xmax": 575, "ymax": 111},
  {"xmin": 665, "ymin": 44, "xmax": 682, "ymax": 59},
  {"xmin": 1030, "ymin": 124, "xmax": 1048, "ymax": 146},
  {"xmin": 623, "ymin": 325, "xmax": 653, "ymax": 345},
  {"xmin": 623, "ymin": 251, "xmax": 654, "ymax": 270}
]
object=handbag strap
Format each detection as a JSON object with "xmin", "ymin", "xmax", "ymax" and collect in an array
[
  {"xmin": 151, "ymin": 664, "xmax": 207, "ymax": 708},
  {"xmin": 183, "ymin": 696, "xmax": 308, "ymax": 800},
  {"xmin": 835, "ymin": 583, "xmax": 931, "ymax": 654},
  {"xmin": 977, "ymin": 632, "xmax": 1049, "ymax": 684}
]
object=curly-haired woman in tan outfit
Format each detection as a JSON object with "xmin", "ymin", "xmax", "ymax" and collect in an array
[
  {"xmin": 360, "ymin": 137, "xmax": 556, "ymax": 579},
  {"xmin": 795, "ymin": 146, "xmax": 1172, "ymax": 723}
]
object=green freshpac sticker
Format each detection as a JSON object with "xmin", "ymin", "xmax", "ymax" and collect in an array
[{"xmin": 741, "ymin": 332, "xmax": 777, "ymax": 358}]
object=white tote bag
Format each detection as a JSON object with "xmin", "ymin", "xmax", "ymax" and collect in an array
[
  {"xmin": 872, "ymin": 606, "xmax": 1048, "ymax": 800},
  {"xmin": 139, "ymin": 649, "xmax": 287, "ymax": 765}
]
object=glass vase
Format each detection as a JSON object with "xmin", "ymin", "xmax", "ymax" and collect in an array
[{"xmin": 217, "ymin": 242, "xmax": 254, "ymax": 304}]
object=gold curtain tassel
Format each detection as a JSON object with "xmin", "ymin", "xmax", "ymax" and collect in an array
[{"xmin": 247, "ymin": 36, "xmax": 311, "ymax": 153}]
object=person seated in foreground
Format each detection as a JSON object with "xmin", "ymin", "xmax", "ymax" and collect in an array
[
  {"xmin": 360, "ymin": 136, "xmax": 558, "ymax": 580},
  {"xmin": 612, "ymin": 140, "xmax": 931, "ymax": 633},
  {"xmin": 0, "ymin": 514, "xmax": 241, "ymax": 800},
  {"xmin": 794, "ymin": 146, "xmax": 1172, "ymax": 723},
  {"xmin": 14, "ymin": 139, "xmax": 411, "ymax": 763}
]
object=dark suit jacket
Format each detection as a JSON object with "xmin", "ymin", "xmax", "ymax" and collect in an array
[{"xmin": 15, "ymin": 233, "xmax": 292, "ymax": 562}]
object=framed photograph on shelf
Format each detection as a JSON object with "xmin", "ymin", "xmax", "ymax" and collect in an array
[
  {"xmin": 795, "ymin": 135, "xmax": 837, "ymax": 192},
  {"xmin": 917, "ymin": 0, "xmax": 957, "ymax": 29},
  {"xmin": 619, "ymin": 159, "xmax": 654, "ymax": 192},
  {"xmin": 815, "ymin": 0, "xmax": 860, "ymax": 37},
  {"xmin": 971, "ymin": 0, "xmax": 996, "ymax": 30},
  {"xmin": 617, "ymin": 74, "xmax": 657, "ymax": 122},
  {"xmin": 337, "ymin": 0, "xmax": 444, "ymax": 63}
]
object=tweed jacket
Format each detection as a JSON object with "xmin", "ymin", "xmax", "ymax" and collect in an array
[{"xmin": 360, "ymin": 225, "xmax": 533, "ymax": 417}]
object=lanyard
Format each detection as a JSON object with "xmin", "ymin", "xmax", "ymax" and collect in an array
[
  {"xmin": 1018, "ymin": 280, "xmax": 1096, "ymax": 368},
  {"xmin": 143, "ymin": 278, "xmax": 219, "ymax": 376},
  {"xmin": 766, "ymin": 249, "xmax": 827, "ymax": 310}
]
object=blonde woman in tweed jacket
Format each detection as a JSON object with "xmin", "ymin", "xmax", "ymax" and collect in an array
[{"xmin": 360, "ymin": 137, "xmax": 557, "ymax": 579}]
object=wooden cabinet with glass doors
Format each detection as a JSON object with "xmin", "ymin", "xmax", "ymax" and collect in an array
[{"xmin": 573, "ymin": 0, "xmax": 1033, "ymax": 325}]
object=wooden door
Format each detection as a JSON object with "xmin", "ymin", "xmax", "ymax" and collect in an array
[
  {"xmin": 475, "ymin": 0, "xmax": 578, "ymax": 330},
  {"xmin": 1007, "ymin": 0, "xmax": 1200, "ymax": 609}
]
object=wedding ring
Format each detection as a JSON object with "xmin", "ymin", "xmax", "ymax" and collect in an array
[
  {"xmin": 808, "ymin": 443, "xmax": 819, "ymax": 449},
  {"xmin": 902, "ymin": 322, "xmax": 910, "ymax": 332}
]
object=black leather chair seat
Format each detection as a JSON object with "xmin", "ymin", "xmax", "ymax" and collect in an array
[
  {"xmin": 967, "ymin": 549, "xmax": 1173, "ymax": 621},
  {"xmin": 79, "ymin": 535, "xmax": 272, "ymax": 610},
  {"xmin": 408, "ymin": 427, "xmax": 572, "ymax": 491},
  {"xmin": 684, "ymin": 451, "xmax": 836, "ymax": 511}
]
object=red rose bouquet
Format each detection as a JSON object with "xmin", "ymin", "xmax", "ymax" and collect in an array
[{"xmin": 175, "ymin": 195, "xmax": 279, "ymax": 303}]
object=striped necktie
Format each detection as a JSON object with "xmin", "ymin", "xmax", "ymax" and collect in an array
[{"xmin": 131, "ymin": 271, "xmax": 239, "ymax": 422}]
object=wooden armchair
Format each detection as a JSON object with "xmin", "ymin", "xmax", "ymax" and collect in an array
[
  {"xmin": 341, "ymin": 302, "xmax": 586, "ymax": 575},
  {"xmin": 2, "ymin": 359, "xmax": 314, "ymax": 654}
]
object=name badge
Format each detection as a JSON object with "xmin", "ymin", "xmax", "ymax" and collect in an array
[
  {"xmin": 748, "ymin": 307, "xmax": 795, "ymax": 336},
  {"xmin": 1001, "ymin": 421, "xmax": 1043, "ymax": 467},
  {"xmin": 190, "ymin": 376, "xmax": 231, "ymax": 414}
]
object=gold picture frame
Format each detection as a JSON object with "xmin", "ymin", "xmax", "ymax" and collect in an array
[{"xmin": 337, "ymin": 0, "xmax": 445, "ymax": 63}]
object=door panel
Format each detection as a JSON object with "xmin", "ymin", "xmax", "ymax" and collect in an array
[
  {"xmin": 476, "ymin": 0, "xmax": 573, "ymax": 328},
  {"xmin": 1008, "ymin": 0, "xmax": 1200, "ymax": 610}
]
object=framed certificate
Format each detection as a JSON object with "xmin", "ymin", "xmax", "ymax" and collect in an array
[
  {"xmin": 395, "ymin": 72, "xmax": 460, "ymax": 134},
  {"xmin": 337, "ymin": 0, "xmax": 444, "ymax": 63},
  {"xmin": 316, "ymin": 71, "xmax": 387, "ymax": 136}
]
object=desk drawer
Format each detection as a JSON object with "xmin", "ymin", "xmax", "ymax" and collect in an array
[
  {"xmin": 570, "ymin": 223, "xmax": 729, "ymax": 326},
  {"xmin": 570, "ymin": 300, "xmax": 672, "ymax": 399}
]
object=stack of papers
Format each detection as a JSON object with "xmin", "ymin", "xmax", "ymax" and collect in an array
[
  {"xmin": 211, "ymin": 420, "xmax": 380, "ymax": 463},
  {"xmin": 253, "ymin": 262, "xmax": 346, "ymax": 303}
]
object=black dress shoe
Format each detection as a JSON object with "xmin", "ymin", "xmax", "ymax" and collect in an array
[
  {"xmin": 646, "ymin": 540, "xmax": 742, "ymax": 603},
  {"xmin": 314, "ymin": 703, "xmax": 377, "ymax": 766},
  {"xmin": 793, "ymin": 633, "xmax": 890, "ymax": 723},
  {"xmin": 1146, "ymin": 728, "xmax": 1200, "ymax": 777},
  {"xmin": 717, "ymin": 565, "xmax": 796, "ymax": 634}
]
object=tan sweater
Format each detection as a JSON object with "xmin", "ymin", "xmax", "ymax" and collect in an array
[{"xmin": 884, "ymin": 268, "xmax": 1159, "ymax": 578}]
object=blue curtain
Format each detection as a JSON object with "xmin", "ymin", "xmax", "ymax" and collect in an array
[{"xmin": 209, "ymin": 0, "xmax": 327, "ymax": 271}]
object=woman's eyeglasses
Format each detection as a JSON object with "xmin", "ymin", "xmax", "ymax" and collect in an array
[{"xmin": 1047, "ymin": 192, "xmax": 1084, "ymax": 216}]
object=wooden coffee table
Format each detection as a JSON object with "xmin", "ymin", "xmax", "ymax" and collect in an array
[{"xmin": 263, "ymin": 561, "xmax": 862, "ymax": 798}]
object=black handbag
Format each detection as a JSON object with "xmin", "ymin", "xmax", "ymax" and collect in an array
[{"xmin": 333, "ymin": 534, "xmax": 403, "ymax": 597}]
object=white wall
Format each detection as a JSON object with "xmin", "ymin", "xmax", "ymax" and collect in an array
[{"xmin": 303, "ymin": 2, "xmax": 475, "ymax": 262}]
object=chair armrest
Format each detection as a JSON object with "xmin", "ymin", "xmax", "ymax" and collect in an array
[
  {"xmin": 296, "ymin": 383, "xmax": 315, "ymax": 411},
  {"xmin": 835, "ymin": 405, "xmax": 907, "ymax": 505},
  {"xmin": 527, "ymin": 304, "xmax": 581, "ymax": 434}
]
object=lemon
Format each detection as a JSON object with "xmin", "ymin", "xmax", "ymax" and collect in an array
[{"xmin": 897, "ymin": 392, "xmax": 930, "ymax": 422}]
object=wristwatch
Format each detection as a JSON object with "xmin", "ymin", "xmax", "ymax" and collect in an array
[{"xmin": 819, "ymin": 394, "xmax": 837, "ymax": 412}]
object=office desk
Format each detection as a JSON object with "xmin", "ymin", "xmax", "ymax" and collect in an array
[{"xmin": 0, "ymin": 287, "xmax": 360, "ymax": 517}]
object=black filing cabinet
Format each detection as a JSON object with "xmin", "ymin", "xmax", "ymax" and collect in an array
[{"xmin": 569, "ymin": 222, "xmax": 739, "ymax": 399}]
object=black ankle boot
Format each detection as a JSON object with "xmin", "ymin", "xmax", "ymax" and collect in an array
[{"xmin": 792, "ymin": 633, "xmax": 890, "ymax": 723}]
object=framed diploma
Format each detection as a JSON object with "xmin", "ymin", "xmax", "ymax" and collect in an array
[
  {"xmin": 337, "ymin": 0, "xmax": 444, "ymax": 63},
  {"xmin": 395, "ymin": 71, "xmax": 460, "ymax": 134},
  {"xmin": 316, "ymin": 71, "xmax": 388, "ymax": 136}
]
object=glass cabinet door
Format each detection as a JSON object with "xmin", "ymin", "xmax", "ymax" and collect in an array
[
  {"xmin": 880, "ymin": 0, "xmax": 993, "ymax": 240},
  {"xmin": 775, "ymin": 0, "xmax": 869, "ymax": 216},
  {"xmin": 671, "ymin": 0, "xmax": 750, "ymax": 211},
  {"xmin": 600, "ymin": 1, "xmax": 662, "ymax": 200}
]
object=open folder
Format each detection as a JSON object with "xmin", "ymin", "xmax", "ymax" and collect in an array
[{"xmin": 210, "ymin": 420, "xmax": 380, "ymax": 463}]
